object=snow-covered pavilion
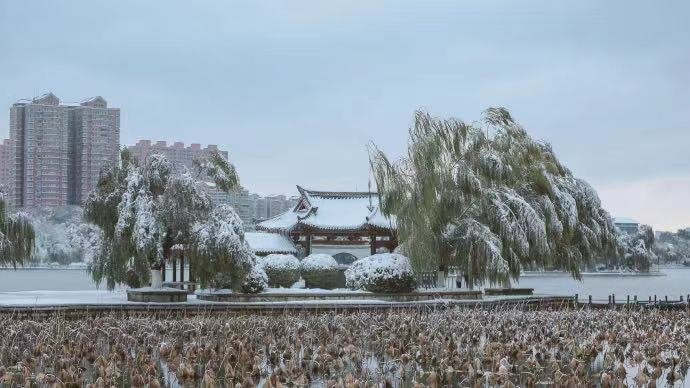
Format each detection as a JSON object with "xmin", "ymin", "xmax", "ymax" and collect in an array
[
  {"xmin": 256, "ymin": 186, "xmax": 397, "ymax": 257},
  {"xmin": 245, "ymin": 232, "xmax": 298, "ymax": 256}
]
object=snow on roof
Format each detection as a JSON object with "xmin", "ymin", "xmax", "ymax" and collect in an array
[
  {"xmin": 256, "ymin": 208, "xmax": 299, "ymax": 232},
  {"xmin": 245, "ymin": 232, "xmax": 297, "ymax": 255},
  {"xmin": 256, "ymin": 186, "xmax": 396, "ymax": 233},
  {"xmin": 614, "ymin": 217, "xmax": 639, "ymax": 225}
]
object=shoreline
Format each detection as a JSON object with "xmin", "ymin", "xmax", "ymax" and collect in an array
[{"xmin": 520, "ymin": 270, "xmax": 668, "ymax": 277}]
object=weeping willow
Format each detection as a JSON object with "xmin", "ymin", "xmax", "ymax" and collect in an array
[
  {"xmin": 0, "ymin": 196, "xmax": 35, "ymax": 267},
  {"xmin": 370, "ymin": 108, "xmax": 620, "ymax": 287},
  {"xmin": 84, "ymin": 148, "xmax": 242, "ymax": 290}
]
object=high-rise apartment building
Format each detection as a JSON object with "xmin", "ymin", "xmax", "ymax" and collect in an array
[
  {"xmin": 0, "ymin": 139, "xmax": 13, "ymax": 203},
  {"xmin": 69, "ymin": 96, "xmax": 120, "ymax": 204},
  {"xmin": 10, "ymin": 93, "xmax": 70, "ymax": 207},
  {"xmin": 253, "ymin": 194, "xmax": 299, "ymax": 221},
  {"xmin": 7, "ymin": 93, "xmax": 120, "ymax": 208}
]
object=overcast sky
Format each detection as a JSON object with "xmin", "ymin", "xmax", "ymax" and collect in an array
[{"xmin": 1, "ymin": 1, "xmax": 688, "ymax": 231}]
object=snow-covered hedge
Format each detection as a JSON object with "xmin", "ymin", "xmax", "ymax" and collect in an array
[
  {"xmin": 345, "ymin": 253, "xmax": 416, "ymax": 293},
  {"xmin": 241, "ymin": 265, "xmax": 268, "ymax": 294},
  {"xmin": 300, "ymin": 253, "xmax": 342, "ymax": 289},
  {"xmin": 258, "ymin": 254, "xmax": 301, "ymax": 288}
]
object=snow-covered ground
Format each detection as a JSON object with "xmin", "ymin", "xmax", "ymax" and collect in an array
[{"xmin": 0, "ymin": 289, "xmax": 131, "ymax": 306}]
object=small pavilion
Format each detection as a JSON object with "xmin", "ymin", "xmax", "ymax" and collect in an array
[
  {"xmin": 256, "ymin": 186, "xmax": 397, "ymax": 256},
  {"xmin": 245, "ymin": 232, "xmax": 299, "ymax": 257}
]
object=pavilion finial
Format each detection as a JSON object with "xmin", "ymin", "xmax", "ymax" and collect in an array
[{"xmin": 367, "ymin": 177, "xmax": 374, "ymax": 212}]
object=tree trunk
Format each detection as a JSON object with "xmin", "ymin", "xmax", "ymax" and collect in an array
[
  {"xmin": 502, "ymin": 278, "xmax": 512, "ymax": 289},
  {"xmin": 150, "ymin": 269, "xmax": 163, "ymax": 288}
]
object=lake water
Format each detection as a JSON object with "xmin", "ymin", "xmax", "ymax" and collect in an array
[
  {"xmin": 0, "ymin": 267, "xmax": 688, "ymax": 301},
  {"xmin": 515, "ymin": 268, "xmax": 690, "ymax": 302}
]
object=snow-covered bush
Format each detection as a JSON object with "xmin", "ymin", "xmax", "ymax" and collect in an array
[
  {"xmin": 241, "ymin": 264, "xmax": 268, "ymax": 293},
  {"xmin": 345, "ymin": 253, "xmax": 416, "ymax": 293},
  {"xmin": 300, "ymin": 253, "xmax": 341, "ymax": 289},
  {"xmin": 258, "ymin": 254, "xmax": 300, "ymax": 288}
]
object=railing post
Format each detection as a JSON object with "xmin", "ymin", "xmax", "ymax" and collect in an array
[
  {"xmin": 588, "ymin": 295, "xmax": 592, "ymax": 305},
  {"xmin": 626, "ymin": 295, "xmax": 630, "ymax": 305},
  {"xmin": 665, "ymin": 295, "xmax": 668, "ymax": 302},
  {"xmin": 634, "ymin": 295, "xmax": 637, "ymax": 304},
  {"xmin": 612, "ymin": 294, "xmax": 615, "ymax": 305}
]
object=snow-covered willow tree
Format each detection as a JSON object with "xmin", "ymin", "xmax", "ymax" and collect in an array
[
  {"xmin": 188, "ymin": 204, "xmax": 258, "ymax": 290},
  {"xmin": 370, "ymin": 108, "xmax": 620, "ymax": 287},
  {"xmin": 0, "ymin": 195, "xmax": 34, "ymax": 267},
  {"xmin": 84, "ymin": 149, "xmax": 242, "ymax": 290},
  {"xmin": 617, "ymin": 224, "xmax": 655, "ymax": 271}
]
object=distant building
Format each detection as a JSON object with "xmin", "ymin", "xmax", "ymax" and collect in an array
[
  {"xmin": 10, "ymin": 93, "xmax": 70, "ymax": 207},
  {"xmin": 128, "ymin": 140, "xmax": 227, "ymax": 173},
  {"xmin": 614, "ymin": 217, "xmax": 640, "ymax": 235},
  {"xmin": 253, "ymin": 194, "xmax": 299, "ymax": 221},
  {"xmin": 7, "ymin": 93, "xmax": 120, "ymax": 208},
  {"xmin": 0, "ymin": 139, "xmax": 13, "ymax": 203},
  {"xmin": 207, "ymin": 184, "xmax": 254, "ymax": 227},
  {"xmin": 69, "ymin": 96, "xmax": 120, "ymax": 204}
]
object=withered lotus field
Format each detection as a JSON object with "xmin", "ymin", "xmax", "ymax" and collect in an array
[{"xmin": 0, "ymin": 307, "xmax": 688, "ymax": 387}]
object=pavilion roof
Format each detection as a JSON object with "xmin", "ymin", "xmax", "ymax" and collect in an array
[
  {"xmin": 245, "ymin": 232, "xmax": 298, "ymax": 255},
  {"xmin": 256, "ymin": 186, "xmax": 396, "ymax": 234}
]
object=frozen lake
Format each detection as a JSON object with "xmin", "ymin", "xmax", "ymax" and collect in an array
[
  {"xmin": 0, "ymin": 267, "xmax": 687, "ymax": 301},
  {"xmin": 515, "ymin": 268, "xmax": 690, "ymax": 302}
]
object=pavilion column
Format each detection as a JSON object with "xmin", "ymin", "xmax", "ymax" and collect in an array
[
  {"xmin": 161, "ymin": 262, "xmax": 166, "ymax": 282},
  {"xmin": 179, "ymin": 254, "xmax": 184, "ymax": 283},
  {"xmin": 305, "ymin": 234, "xmax": 312, "ymax": 256},
  {"xmin": 172, "ymin": 253, "xmax": 177, "ymax": 282},
  {"xmin": 189, "ymin": 260, "xmax": 195, "ymax": 284},
  {"xmin": 370, "ymin": 235, "xmax": 377, "ymax": 255}
]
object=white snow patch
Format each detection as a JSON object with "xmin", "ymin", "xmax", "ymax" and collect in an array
[
  {"xmin": 345, "ymin": 253, "xmax": 414, "ymax": 290},
  {"xmin": 301, "ymin": 253, "xmax": 338, "ymax": 271},
  {"xmin": 258, "ymin": 253, "xmax": 300, "ymax": 271}
]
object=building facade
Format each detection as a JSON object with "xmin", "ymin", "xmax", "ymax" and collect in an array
[
  {"xmin": 253, "ymin": 194, "xmax": 299, "ymax": 222},
  {"xmin": 10, "ymin": 93, "xmax": 70, "ymax": 207},
  {"xmin": 69, "ymin": 96, "xmax": 120, "ymax": 204},
  {"xmin": 614, "ymin": 217, "xmax": 640, "ymax": 235},
  {"xmin": 7, "ymin": 93, "xmax": 120, "ymax": 208},
  {"xmin": 0, "ymin": 139, "xmax": 13, "ymax": 203},
  {"xmin": 128, "ymin": 140, "xmax": 227, "ymax": 173}
]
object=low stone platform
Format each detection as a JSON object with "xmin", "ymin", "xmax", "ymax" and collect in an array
[
  {"xmin": 196, "ymin": 289, "xmax": 482, "ymax": 303},
  {"xmin": 484, "ymin": 287, "xmax": 534, "ymax": 296},
  {"xmin": 0, "ymin": 296, "xmax": 579, "ymax": 319},
  {"xmin": 126, "ymin": 287, "xmax": 188, "ymax": 302}
]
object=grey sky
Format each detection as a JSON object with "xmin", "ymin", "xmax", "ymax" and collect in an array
[{"xmin": 1, "ymin": 1, "xmax": 688, "ymax": 230}]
